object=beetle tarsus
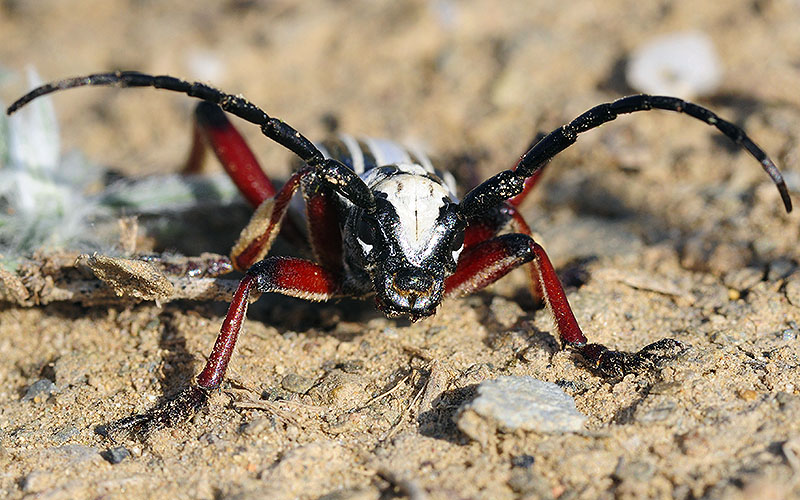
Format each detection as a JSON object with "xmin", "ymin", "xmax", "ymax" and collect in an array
[
  {"xmin": 103, "ymin": 384, "xmax": 210, "ymax": 437},
  {"xmin": 580, "ymin": 338, "xmax": 687, "ymax": 378}
]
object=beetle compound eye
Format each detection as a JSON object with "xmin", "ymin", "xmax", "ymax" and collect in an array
[
  {"xmin": 450, "ymin": 230, "xmax": 465, "ymax": 265},
  {"xmin": 357, "ymin": 216, "xmax": 378, "ymax": 253},
  {"xmin": 450, "ymin": 230, "xmax": 465, "ymax": 251}
]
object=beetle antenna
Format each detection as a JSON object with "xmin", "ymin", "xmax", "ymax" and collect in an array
[
  {"xmin": 6, "ymin": 71, "xmax": 376, "ymax": 211},
  {"xmin": 461, "ymin": 94, "xmax": 792, "ymax": 218},
  {"xmin": 514, "ymin": 95, "xmax": 792, "ymax": 213}
]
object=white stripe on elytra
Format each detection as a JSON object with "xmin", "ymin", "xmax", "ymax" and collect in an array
[
  {"xmin": 406, "ymin": 143, "xmax": 435, "ymax": 174},
  {"xmin": 365, "ymin": 137, "xmax": 411, "ymax": 167},
  {"xmin": 339, "ymin": 134, "xmax": 364, "ymax": 174}
]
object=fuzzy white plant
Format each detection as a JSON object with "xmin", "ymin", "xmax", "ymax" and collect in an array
[
  {"xmin": 0, "ymin": 69, "xmax": 109, "ymax": 263},
  {"xmin": 0, "ymin": 69, "xmax": 243, "ymax": 267}
]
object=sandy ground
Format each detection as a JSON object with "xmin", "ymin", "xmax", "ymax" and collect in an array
[{"xmin": 1, "ymin": 1, "xmax": 800, "ymax": 498}]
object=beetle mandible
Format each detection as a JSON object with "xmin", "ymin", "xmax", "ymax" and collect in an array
[{"xmin": 6, "ymin": 71, "xmax": 793, "ymax": 434}]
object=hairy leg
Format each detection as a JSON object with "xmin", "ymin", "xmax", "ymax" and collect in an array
[
  {"xmin": 107, "ymin": 257, "xmax": 342, "ymax": 436},
  {"xmin": 447, "ymin": 225, "xmax": 684, "ymax": 377}
]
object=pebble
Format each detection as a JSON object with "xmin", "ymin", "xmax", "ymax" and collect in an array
[
  {"xmin": 22, "ymin": 379, "xmax": 57, "ymax": 402},
  {"xmin": 38, "ymin": 444, "xmax": 100, "ymax": 466},
  {"xmin": 635, "ymin": 399, "xmax": 677, "ymax": 423},
  {"xmin": 511, "ymin": 454, "xmax": 536, "ymax": 468},
  {"xmin": 489, "ymin": 296, "xmax": 525, "ymax": 328},
  {"xmin": 456, "ymin": 376, "xmax": 587, "ymax": 439},
  {"xmin": 308, "ymin": 370, "xmax": 369, "ymax": 408},
  {"xmin": 102, "ymin": 446, "xmax": 131, "ymax": 464},
  {"xmin": 53, "ymin": 425, "xmax": 80, "ymax": 443},
  {"xmin": 317, "ymin": 488, "xmax": 378, "ymax": 500},
  {"xmin": 281, "ymin": 373, "xmax": 314, "ymax": 394},
  {"xmin": 626, "ymin": 32, "xmax": 721, "ymax": 99},
  {"xmin": 722, "ymin": 268, "xmax": 763, "ymax": 292},
  {"xmin": 507, "ymin": 467, "xmax": 553, "ymax": 498},
  {"xmin": 240, "ymin": 416, "xmax": 274, "ymax": 437},
  {"xmin": 767, "ymin": 258, "xmax": 795, "ymax": 281},
  {"xmin": 613, "ymin": 459, "xmax": 655, "ymax": 482}
]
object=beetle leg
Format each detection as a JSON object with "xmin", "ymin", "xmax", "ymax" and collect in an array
[
  {"xmin": 184, "ymin": 102, "xmax": 277, "ymax": 207},
  {"xmin": 461, "ymin": 202, "xmax": 542, "ymax": 300},
  {"xmin": 301, "ymin": 173, "xmax": 344, "ymax": 273},
  {"xmin": 184, "ymin": 102, "xmax": 309, "ymax": 251},
  {"xmin": 229, "ymin": 165, "xmax": 348, "ymax": 274},
  {"xmin": 230, "ymin": 166, "xmax": 314, "ymax": 270},
  {"xmin": 106, "ymin": 257, "xmax": 342, "ymax": 436},
  {"xmin": 445, "ymin": 231, "xmax": 684, "ymax": 377},
  {"xmin": 187, "ymin": 103, "xmax": 350, "ymax": 271}
]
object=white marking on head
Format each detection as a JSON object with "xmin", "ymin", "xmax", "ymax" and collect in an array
[
  {"xmin": 358, "ymin": 239, "xmax": 374, "ymax": 255},
  {"xmin": 451, "ymin": 245, "xmax": 463, "ymax": 265}
]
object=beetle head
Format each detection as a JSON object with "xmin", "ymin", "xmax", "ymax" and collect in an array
[{"xmin": 345, "ymin": 165, "xmax": 465, "ymax": 320}]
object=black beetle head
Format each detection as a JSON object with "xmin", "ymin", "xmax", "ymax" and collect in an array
[{"xmin": 345, "ymin": 167, "xmax": 465, "ymax": 320}]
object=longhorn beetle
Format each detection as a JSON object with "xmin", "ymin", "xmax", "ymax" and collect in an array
[{"xmin": 7, "ymin": 72, "xmax": 793, "ymax": 434}]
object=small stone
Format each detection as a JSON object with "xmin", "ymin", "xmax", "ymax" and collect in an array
[
  {"xmin": 22, "ymin": 379, "xmax": 57, "ymax": 402},
  {"xmin": 767, "ymin": 258, "xmax": 796, "ymax": 281},
  {"xmin": 456, "ymin": 376, "xmax": 587, "ymax": 440},
  {"xmin": 318, "ymin": 488, "xmax": 378, "ymax": 500},
  {"xmin": 53, "ymin": 425, "xmax": 79, "ymax": 443},
  {"xmin": 635, "ymin": 398, "xmax": 677, "ymax": 423},
  {"xmin": 737, "ymin": 389, "xmax": 758, "ymax": 401},
  {"xmin": 240, "ymin": 416, "xmax": 274, "ymax": 437},
  {"xmin": 102, "ymin": 446, "xmax": 131, "ymax": 464},
  {"xmin": 511, "ymin": 454, "xmax": 536, "ymax": 468},
  {"xmin": 336, "ymin": 360, "xmax": 364, "ymax": 374},
  {"xmin": 281, "ymin": 373, "xmax": 314, "ymax": 394},
  {"xmin": 626, "ymin": 31, "xmax": 721, "ymax": 99},
  {"xmin": 708, "ymin": 243, "xmax": 750, "ymax": 276},
  {"xmin": 39, "ymin": 444, "xmax": 100, "ymax": 466},
  {"xmin": 489, "ymin": 296, "xmax": 524, "ymax": 328},
  {"xmin": 722, "ymin": 268, "xmax": 763, "ymax": 291}
]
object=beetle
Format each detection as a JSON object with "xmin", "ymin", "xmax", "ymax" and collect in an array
[{"xmin": 6, "ymin": 71, "xmax": 793, "ymax": 434}]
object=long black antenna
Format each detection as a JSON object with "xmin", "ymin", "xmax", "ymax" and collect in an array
[
  {"xmin": 6, "ymin": 71, "xmax": 377, "ymax": 211},
  {"xmin": 462, "ymin": 94, "xmax": 792, "ymax": 217}
]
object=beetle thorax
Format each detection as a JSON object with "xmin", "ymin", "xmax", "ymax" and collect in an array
[{"xmin": 364, "ymin": 164, "xmax": 455, "ymax": 265}]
